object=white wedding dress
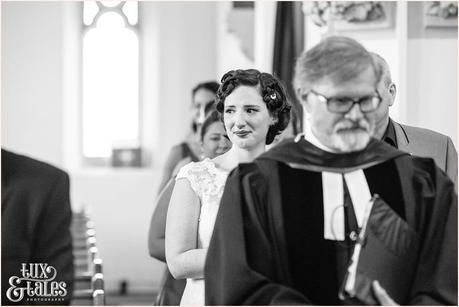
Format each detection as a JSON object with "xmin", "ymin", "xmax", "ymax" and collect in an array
[{"xmin": 175, "ymin": 158, "xmax": 229, "ymax": 305}]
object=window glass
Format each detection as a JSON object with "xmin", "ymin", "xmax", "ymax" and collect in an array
[{"xmin": 82, "ymin": 1, "xmax": 139, "ymax": 160}]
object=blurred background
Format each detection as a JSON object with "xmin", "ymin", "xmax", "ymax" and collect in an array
[{"xmin": 1, "ymin": 0, "xmax": 457, "ymax": 304}]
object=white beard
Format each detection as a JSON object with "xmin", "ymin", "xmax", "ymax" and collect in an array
[{"xmin": 331, "ymin": 130, "xmax": 371, "ymax": 152}]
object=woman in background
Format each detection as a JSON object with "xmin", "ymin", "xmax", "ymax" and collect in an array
[
  {"xmin": 157, "ymin": 81, "xmax": 220, "ymax": 194},
  {"xmin": 165, "ymin": 69, "xmax": 291, "ymax": 305},
  {"xmin": 149, "ymin": 110, "xmax": 231, "ymax": 305}
]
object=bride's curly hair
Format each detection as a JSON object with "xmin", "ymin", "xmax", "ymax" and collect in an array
[{"xmin": 215, "ymin": 69, "xmax": 291, "ymax": 145}]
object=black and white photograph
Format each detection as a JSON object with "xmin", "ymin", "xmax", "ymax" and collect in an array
[{"xmin": 1, "ymin": 1, "xmax": 457, "ymax": 306}]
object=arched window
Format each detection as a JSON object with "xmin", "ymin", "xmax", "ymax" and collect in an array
[{"xmin": 82, "ymin": 1, "xmax": 139, "ymax": 165}]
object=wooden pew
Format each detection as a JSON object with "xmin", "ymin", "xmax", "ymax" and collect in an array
[{"xmin": 71, "ymin": 208, "xmax": 105, "ymax": 305}]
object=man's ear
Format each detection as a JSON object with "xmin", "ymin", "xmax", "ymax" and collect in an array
[
  {"xmin": 297, "ymin": 88, "xmax": 311, "ymax": 112},
  {"xmin": 388, "ymin": 83, "xmax": 396, "ymax": 106}
]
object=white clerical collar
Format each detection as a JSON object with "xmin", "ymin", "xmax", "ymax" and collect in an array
[
  {"xmin": 303, "ymin": 124, "xmax": 338, "ymax": 153},
  {"xmin": 322, "ymin": 170, "xmax": 373, "ymax": 241}
]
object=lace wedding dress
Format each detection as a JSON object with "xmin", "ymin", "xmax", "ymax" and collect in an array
[{"xmin": 175, "ymin": 158, "xmax": 229, "ymax": 305}]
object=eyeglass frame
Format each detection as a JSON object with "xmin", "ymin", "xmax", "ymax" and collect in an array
[{"xmin": 304, "ymin": 89, "xmax": 382, "ymax": 114}]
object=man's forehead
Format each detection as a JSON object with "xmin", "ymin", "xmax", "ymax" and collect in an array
[{"xmin": 312, "ymin": 67, "xmax": 378, "ymax": 96}]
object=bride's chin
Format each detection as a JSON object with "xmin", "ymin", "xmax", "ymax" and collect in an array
[{"xmin": 235, "ymin": 140, "xmax": 248, "ymax": 148}]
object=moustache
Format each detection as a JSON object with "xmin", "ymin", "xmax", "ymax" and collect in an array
[{"xmin": 335, "ymin": 120, "xmax": 370, "ymax": 132}]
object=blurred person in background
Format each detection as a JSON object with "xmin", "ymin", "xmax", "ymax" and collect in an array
[
  {"xmin": 157, "ymin": 81, "xmax": 220, "ymax": 194},
  {"xmin": 165, "ymin": 69, "xmax": 291, "ymax": 305},
  {"xmin": 370, "ymin": 52, "xmax": 457, "ymax": 190},
  {"xmin": 1, "ymin": 148, "xmax": 73, "ymax": 305},
  {"xmin": 149, "ymin": 110, "xmax": 231, "ymax": 305}
]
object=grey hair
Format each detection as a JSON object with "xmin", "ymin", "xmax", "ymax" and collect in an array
[
  {"xmin": 293, "ymin": 36, "xmax": 378, "ymax": 97},
  {"xmin": 370, "ymin": 52, "xmax": 392, "ymax": 87}
]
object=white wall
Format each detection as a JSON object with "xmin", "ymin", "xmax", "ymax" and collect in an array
[
  {"xmin": 2, "ymin": 2, "xmax": 65, "ymax": 167},
  {"xmin": 254, "ymin": 1, "xmax": 276, "ymax": 72},
  {"xmin": 62, "ymin": 1, "xmax": 82, "ymax": 171},
  {"xmin": 216, "ymin": 2, "xmax": 254, "ymax": 78},
  {"xmin": 141, "ymin": 1, "xmax": 218, "ymax": 168},
  {"xmin": 406, "ymin": 38, "xmax": 457, "ymax": 143},
  {"xmin": 406, "ymin": 2, "xmax": 457, "ymax": 144}
]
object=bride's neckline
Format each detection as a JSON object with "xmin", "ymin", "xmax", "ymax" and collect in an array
[{"xmin": 202, "ymin": 157, "xmax": 232, "ymax": 173}]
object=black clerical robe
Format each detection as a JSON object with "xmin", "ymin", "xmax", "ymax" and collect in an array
[{"xmin": 204, "ymin": 138, "xmax": 457, "ymax": 305}]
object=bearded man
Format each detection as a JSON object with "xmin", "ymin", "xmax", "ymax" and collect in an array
[{"xmin": 204, "ymin": 36, "xmax": 457, "ymax": 305}]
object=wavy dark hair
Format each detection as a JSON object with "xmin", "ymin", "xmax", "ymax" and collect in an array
[{"xmin": 215, "ymin": 69, "xmax": 291, "ymax": 145}]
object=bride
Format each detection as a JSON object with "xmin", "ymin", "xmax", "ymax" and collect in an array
[{"xmin": 165, "ymin": 68, "xmax": 291, "ymax": 305}]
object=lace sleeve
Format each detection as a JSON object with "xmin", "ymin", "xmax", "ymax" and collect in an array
[{"xmin": 176, "ymin": 162, "xmax": 201, "ymax": 198}]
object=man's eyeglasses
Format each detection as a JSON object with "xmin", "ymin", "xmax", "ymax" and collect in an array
[{"xmin": 306, "ymin": 90, "xmax": 382, "ymax": 114}]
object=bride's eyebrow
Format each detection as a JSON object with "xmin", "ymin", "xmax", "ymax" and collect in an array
[{"xmin": 244, "ymin": 105, "xmax": 261, "ymax": 108}]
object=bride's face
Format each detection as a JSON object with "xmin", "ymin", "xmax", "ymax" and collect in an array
[{"xmin": 223, "ymin": 86, "xmax": 274, "ymax": 150}]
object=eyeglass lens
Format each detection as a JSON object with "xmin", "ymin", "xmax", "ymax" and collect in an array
[{"xmin": 328, "ymin": 96, "xmax": 380, "ymax": 113}]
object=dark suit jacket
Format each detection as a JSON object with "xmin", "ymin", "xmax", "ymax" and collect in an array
[
  {"xmin": 1, "ymin": 149, "xmax": 74, "ymax": 305},
  {"xmin": 393, "ymin": 121, "xmax": 458, "ymax": 190}
]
